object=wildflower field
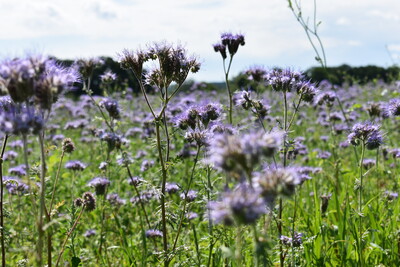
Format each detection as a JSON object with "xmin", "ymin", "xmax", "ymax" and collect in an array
[{"xmin": 0, "ymin": 32, "xmax": 400, "ymax": 267}]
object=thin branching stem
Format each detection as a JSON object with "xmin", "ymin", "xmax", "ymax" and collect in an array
[{"xmin": 0, "ymin": 135, "xmax": 9, "ymax": 267}]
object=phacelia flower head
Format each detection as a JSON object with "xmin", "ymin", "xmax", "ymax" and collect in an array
[
  {"xmin": 99, "ymin": 98, "xmax": 121, "ymax": 120},
  {"xmin": 347, "ymin": 121, "xmax": 383, "ymax": 150},
  {"xmin": 280, "ymin": 232, "xmax": 303, "ymax": 247},
  {"xmin": 100, "ymin": 70, "xmax": 117, "ymax": 83},
  {"xmin": 253, "ymin": 167, "xmax": 302, "ymax": 205},
  {"xmin": 208, "ymin": 183, "xmax": 266, "ymax": 226},
  {"xmin": 65, "ymin": 160, "xmax": 87, "ymax": 171},
  {"xmin": 220, "ymin": 32, "xmax": 245, "ymax": 56},
  {"xmin": 206, "ymin": 131, "xmax": 282, "ymax": 177},
  {"xmin": 387, "ymin": 98, "xmax": 400, "ymax": 116},
  {"xmin": 82, "ymin": 192, "xmax": 96, "ymax": 211},
  {"xmin": 266, "ymin": 68, "xmax": 303, "ymax": 93},
  {"xmin": 145, "ymin": 229, "xmax": 163, "ymax": 238},
  {"xmin": 87, "ymin": 177, "xmax": 111, "ymax": 195},
  {"xmin": 62, "ymin": 138, "xmax": 75, "ymax": 153}
]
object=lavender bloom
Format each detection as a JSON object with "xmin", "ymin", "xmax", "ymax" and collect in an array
[
  {"xmin": 74, "ymin": 57, "xmax": 104, "ymax": 79},
  {"xmin": 165, "ymin": 182, "xmax": 180, "ymax": 194},
  {"xmin": 65, "ymin": 160, "xmax": 87, "ymax": 171},
  {"xmin": 180, "ymin": 190, "xmax": 198, "ymax": 202},
  {"xmin": 100, "ymin": 70, "xmax": 117, "ymax": 83},
  {"xmin": 317, "ymin": 150, "xmax": 331, "ymax": 159},
  {"xmin": 207, "ymin": 131, "xmax": 282, "ymax": 176},
  {"xmin": 99, "ymin": 98, "xmax": 121, "ymax": 120},
  {"xmin": 314, "ymin": 91, "xmax": 336, "ymax": 106},
  {"xmin": 384, "ymin": 191, "xmax": 398, "ymax": 201},
  {"xmin": 389, "ymin": 148, "xmax": 400, "ymax": 159},
  {"xmin": 362, "ymin": 158, "xmax": 376, "ymax": 169},
  {"xmin": 3, "ymin": 150, "xmax": 18, "ymax": 161},
  {"xmin": 280, "ymin": 232, "xmax": 303, "ymax": 247},
  {"xmin": 208, "ymin": 183, "xmax": 266, "ymax": 226},
  {"xmin": 87, "ymin": 177, "xmax": 111, "ymax": 195},
  {"xmin": 213, "ymin": 43, "xmax": 227, "ymax": 59},
  {"xmin": 0, "ymin": 55, "xmax": 79, "ymax": 108},
  {"xmin": 253, "ymin": 167, "xmax": 302, "ymax": 204},
  {"xmin": 116, "ymin": 153, "xmax": 134, "ymax": 167},
  {"xmin": 184, "ymin": 129, "xmax": 209, "ymax": 147},
  {"xmin": 246, "ymin": 66, "xmax": 267, "ymax": 83},
  {"xmin": 220, "ymin": 33, "xmax": 245, "ymax": 56},
  {"xmin": 127, "ymin": 176, "xmax": 144, "ymax": 187},
  {"xmin": 130, "ymin": 190, "xmax": 159, "ymax": 205},
  {"xmin": 145, "ymin": 229, "xmax": 163, "ymax": 238},
  {"xmin": 107, "ymin": 193, "xmax": 126, "ymax": 206},
  {"xmin": 84, "ymin": 229, "xmax": 96, "ymax": 238},
  {"xmin": 97, "ymin": 131, "xmax": 123, "ymax": 152},
  {"xmin": 387, "ymin": 98, "xmax": 400, "ymax": 116},
  {"xmin": 8, "ymin": 165, "xmax": 27, "ymax": 177},
  {"xmin": 3, "ymin": 176, "xmax": 29, "ymax": 195},
  {"xmin": 140, "ymin": 159, "xmax": 154, "ymax": 172},
  {"xmin": 0, "ymin": 104, "xmax": 44, "ymax": 136},
  {"xmin": 266, "ymin": 68, "xmax": 303, "ymax": 93},
  {"xmin": 347, "ymin": 121, "xmax": 383, "ymax": 150},
  {"xmin": 186, "ymin": 212, "xmax": 198, "ymax": 221}
]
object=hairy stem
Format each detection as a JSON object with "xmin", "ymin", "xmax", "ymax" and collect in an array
[{"xmin": 0, "ymin": 135, "xmax": 9, "ymax": 267}]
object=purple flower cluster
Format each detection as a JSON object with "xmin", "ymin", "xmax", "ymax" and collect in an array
[
  {"xmin": 206, "ymin": 130, "xmax": 282, "ymax": 176},
  {"xmin": 65, "ymin": 160, "xmax": 87, "ymax": 171},
  {"xmin": 87, "ymin": 177, "xmax": 111, "ymax": 195},
  {"xmin": 208, "ymin": 183, "xmax": 266, "ymax": 226},
  {"xmin": 213, "ymin": 32, "xmax": 245, "ymax": 59},
  {"xmin": 347, "ymin": 121, "xmax": 383, "ymax": 150}
]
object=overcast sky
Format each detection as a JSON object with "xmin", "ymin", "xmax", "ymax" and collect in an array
[{"xmin": 0, "ymin": 0, "xmax": 399, "ymax": 81}]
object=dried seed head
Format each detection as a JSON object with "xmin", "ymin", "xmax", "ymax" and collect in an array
[
  {"xmin": 82, "ymin": 192, "xmax": 96, "ymax": 212},
  {"xmin": 62, "ymin": 138, "xmax": 75, "ymax": 153}
]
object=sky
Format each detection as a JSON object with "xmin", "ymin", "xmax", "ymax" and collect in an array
[{"xmin": 0, "ymin": 0, "xmax": 399, "ymax": 82}]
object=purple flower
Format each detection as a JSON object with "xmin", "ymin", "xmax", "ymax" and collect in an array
[
  {"xmin": 100, "ymin": 70, "xmax": 117, "ymax": 83},
  {"xmin": 99, "ymin": 98, "xmax": 121, "ymax": 119},
  {"xmin": 206, "ymin": 131, "xmax": 282, "ymax": 175},
  {"xmin": 127, "ymin": 176, "xmax": 144, "ymax": 187},
  {"xmin": 208, "ymin": 183, "xmax": 266, "ymax": 226},
  {"xmin": 387, "ymin": 98, "xmax": 400, "ymax": 116},
  {"xmin": 107, "ymin": 193, "xmax": 126, "ymax": 206},
  {"xmin": 140, "ymin": 159, "xmax": 154, "ymax": 172},
  {"xmin": 165, "ymin": 182, "xmax": 180, "ymax": 194},
  {"xmin": 8, "ymin": 165, "xmax": 27, "ymax": 177},
  {"xmin": 347, "ymin": 121, "xmax": 383, "ymax": 150},
  {"xmin": 87, "ymin": 177, "xmax": 110, "ymax": 195},
  {"xmin": 145, "ymin": 229, "xmax": 163, "ymax": 238},
  {"xmin": 280, "ymin": 232, "xmax": 303, "ymax": 247},
  {"xmin": 83, "ymin": 229, "xmax": 96, "ymax": 238},
  {"xmin": 180, "ymin": 190, "xmax": 198, "ymax": 202},
  {"xmin": 65, "ymin": 160, "xmax": 87, "ymax": 171}
]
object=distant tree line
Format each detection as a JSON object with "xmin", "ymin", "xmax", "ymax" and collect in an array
[
  {"xmin": 55, "ymin": 57, "xmax": 400, "ymax": 97},
  {"xmin": 305, "ymin": 64, "xmax": 400, "ymax": 86}
]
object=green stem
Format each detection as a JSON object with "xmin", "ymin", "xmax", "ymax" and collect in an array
[
  {"xmin": 55, "ymin": 206, "xmax": 85, "ymax": 267},
  {"xmin": 49, "ymin": 151, "xmax": 65, "ymax": 214},
  {"xmin": 171, "ymin": 146, "xmax": 201, "ymax": 253},
  {"xmin": 155, "ymin": 121, "xmax": 169, "ymax": 265},
  {"xmin": 358, "ymin": 142, "xmax": 366, "ymax": 267},
  {"xmin": 223, "ymin": 57, "xmax": 234, "ymax": 124},
  {"xmin": 0, "ymin": 135, "xmax": 9, "ymax": 267},
  {"xmin": 37, "ymin": 132, "xmax": 47, "ymax": 266}
]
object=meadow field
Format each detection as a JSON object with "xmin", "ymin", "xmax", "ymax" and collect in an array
[{"xmin": 0, "ymin": 34, "xmax": 400, "ymax": 267}]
